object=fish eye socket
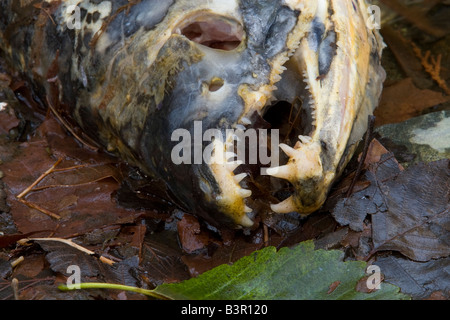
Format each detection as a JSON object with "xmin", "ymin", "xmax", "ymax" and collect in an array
[{"xmin": 176, "ymin": 14, "xmax": 244, "ymax": 51}]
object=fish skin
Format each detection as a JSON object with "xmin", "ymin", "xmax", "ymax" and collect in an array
[{"xmin": 0, "ymin": 0, "xmax": 385, "ymax": 228}]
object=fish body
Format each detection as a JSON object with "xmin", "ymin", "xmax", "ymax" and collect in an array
[{"xmin": 0, "ymin": 0, "xmax": 385, "ymax": 228}]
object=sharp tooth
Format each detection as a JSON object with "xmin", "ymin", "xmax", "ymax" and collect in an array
[
  {"xmin": 241, "ymin": 117, "xmax": 252, "ymax": 125},
  {"xmin": 279, "ymin": 143, "xmax": 297, "ymax": 158},
  {"xmin": 239, "ymin": 189, "xmax": 252, "ymax": 198},
  {"xmin": 271, "ymin": 196, "xmax": 297, "ymax": 214},
  {"xmin": 236, "ymin": 124, "xmax": 246, "ymax": 131},
  {"xmin": 273, "ymin": 74, "xmax": 282, "ymax": 82},
  {"xmin": 225, "ymin": 152, "xmax": 237, "ymax": 161},
  {"xmin": 298, "ymin": 135, "xmax": 312, "ymax": 144},
  {"xmin": 266, "ymin": 165, "xmax": 294, "ymax": 181},
  {"xmin": 244, "ymin": 205, "xmax": 252, "ymax": 213},
  {"xmin": 226, "ymin": 160, "xmax": 243, "ymax": 172},
  {"xmin": 239, "ymin": 214, "xmax": 254, "ymax": 228},
  {"xmin": 234, "ymin": 173, "xmax": 248, "ymax": 183}
]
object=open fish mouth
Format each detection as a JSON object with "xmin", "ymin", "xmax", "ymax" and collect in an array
[
  {"xmin": 160, "ymin": 0, "xmax": 386, "ymax": 228},
  {"xmin": 0, "ymin": 0, "xmax": 385, "ymax": 229}
]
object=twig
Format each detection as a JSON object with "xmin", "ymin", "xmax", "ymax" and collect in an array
[
  {"xmin": 10, "ymin": 256, "xmax": 24, "ymax": 268},
  {"xmin": 18, "ymin": 199, "xmax": 61, "ymax": 220},
  {"xmin": 346, "ymin": 116, "xmax": 376, "ymax": 198},
  {"xmin": 18, "ymin": 237, "xmax": 116, "ymax": 266},
  {"xmin": 46, "ymin": 97, "xmax": 99, "ymax": 152},
  {"xmin": 11, "ymin": 278, "xmax": 19, "ymax": 300},
  {"xmin": 16, "ymin": 158, "xmax": 63, "ymax": 220},
  {"xmin": 411, "ymin": 42, "xmax": 450, "ymax": 95},
  {"xmin": 17, "ymin": 158, "xmax": 62, "ymax": 199},
  {"xmin": 59, "ymin": 282, "xmax": 170, "ymax": 300},
  {"xmin": 263, "ymin": 224, "xmax": 270, "ymax": 247},
  {"xmin": 284, "ymin": 97, "xmax": 303, "ymax": 144}
]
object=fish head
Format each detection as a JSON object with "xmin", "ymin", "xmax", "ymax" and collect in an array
[
  {"xmin": 86, "ymin": 0, "xmax": 384, "ymax": 229},
  {"xmin": 0, "ymin": 0, "xmax": 385, "ymax": 228},
  {"xmin": 137, "ymin": 1, "xmax": 306, "ymax": 228}
]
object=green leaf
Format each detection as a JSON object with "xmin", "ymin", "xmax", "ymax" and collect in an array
[{"xmin": 154, "ymin": 241, "xmax": 409, "ymax": 300}]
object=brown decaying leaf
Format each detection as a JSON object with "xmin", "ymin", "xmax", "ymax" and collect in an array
[
  {"xmin": 375, "ymin": 78, "xmax": 450, "ymax": 127},
  {"xmin": 379, "ymin": 0, "xmax": 447, "ymax": 38},
  {"xmin": 371, "ymin": 159, "xmax": 450, "ymax": 262},
  {"xmin": 381, "ymin": 26, "xmax": 433, "ymax": 89},
  {"xmin": 376, "ymin": 254, "xmax": 450, "ymax": 300},
  {"xmin": 177, "ymin": 214, "xmax": 211, "ymax": 254},
  {"xmin": 0, "ymin": 105, "xmax": 20, "ymax": 135},
  {"xmin": 327, "ymin": 281, "xmax": 341, "ymax": 295},
  {"xmin": 330, "ymin": 136, "xmax": 449, "ymax": 262},
  {"xmin": 0, "ymin": 115, "xmax": 143, "ymax": 238}
]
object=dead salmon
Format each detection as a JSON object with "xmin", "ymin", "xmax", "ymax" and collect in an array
[{"xmin": 0, "ymin": 0, "xmax": 385, "ymax": 228}]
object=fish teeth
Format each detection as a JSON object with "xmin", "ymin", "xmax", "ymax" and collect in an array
[
  {"xmin": 239, "ymin": 189, "xmax": 252, "ymax": 198},
  {"xmin": 239, "ymin": 214, "xmax": 254, "ymax": 228},
  {"xmin": 279, "ymin": 143, "xmax": 297, "ymax": 158},
  {"xmin": 225, "ymin": 152, "xmax": 238, "ymax": 162},
  {"xmin": 236, "ymin": 124, "xmax": 246, "ymax": 131},
  {"xmin": 271, "ymin": 196, "xmax": 297, "ymax": 214},
  {"xmin": 266, "ymin": 165, "xmax": 294, "ymax": 181},
  {"xmin": 244, "ymin": 205, "xmax": 253, "ymax": 213},
  {"xmin": 298, "ymin": 135, "xmax": 312, "ymax": 144},
  {"xmin": 234, "ymin": 173, "xmax": 248, "ymax": 183},
  {"xmin": 226, "ymin": 160, "xmax": 243, "ymax": 172},
  {"xmin": 241, "ymin": 117, "xmax": 252, "ymax": 125}
]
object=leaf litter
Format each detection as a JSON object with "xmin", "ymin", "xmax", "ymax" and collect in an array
[{"xmin": 1, "ymin": 0, "xmax": 450, "ymax": 300}]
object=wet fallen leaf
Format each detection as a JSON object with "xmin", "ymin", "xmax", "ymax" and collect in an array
[
  {"xmin": 155, "ymin": 241, "xmax": 409, "ymax": 300},
  {"xmin": 371, "ymin": 160, "xmax": 450, "ymax": 261},
  {"xmin": 375, "ymin": 78, "xmax": 450, "ymax": 126},
  {"xmin": 327, "ymin": 281, "xmax": 341, "ymax": 294},
  {"xmin": 140, "ymin": 237, "xmax": 190, "ymax": 286},
  {"xmin": 376, "ymin": 254, "xmax": 450, "ymax": 300},
  {"xmin": 177, "ymin": 214, "xmax": 212, "ymax": 254},
  {"xmin": 0, "ymin": 104, "xmax": 19, "ymax": 135},
  {"xmin": 11, "ymin": 254, "xmax": 46, "ymax": 279},
  {"xmin": 330, "ymin": 151, "xmax": 402, "ymax": 232},
  {"xmin": 0, "ymin": 115, "xmax": 142, "ymax": 237}
]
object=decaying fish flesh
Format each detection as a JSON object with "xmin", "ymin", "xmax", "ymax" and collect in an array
[{"xmin": 0, "ymin": 0, "xmax": 385, "ymax": 228}]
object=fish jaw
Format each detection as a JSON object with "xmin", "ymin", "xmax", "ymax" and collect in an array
[
  {"xmin": 266, "ymin": 0, "xmax": 386, "ymax": 215},
  {"xmin": 137, "ymin": 0, "xmax": 385, "ymax": 228},
  {"xmin": 136, "ymin": 1, "xmax": 308, "ymax": 228}
]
